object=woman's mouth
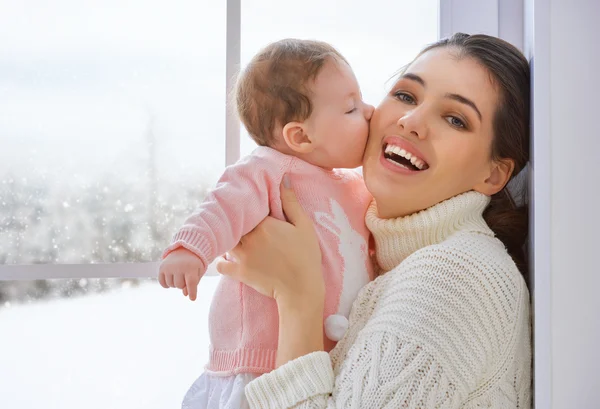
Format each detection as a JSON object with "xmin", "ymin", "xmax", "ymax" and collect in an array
[{"xmin": 382, "ymin": 143, "xmax": 430, "ymax": 172}]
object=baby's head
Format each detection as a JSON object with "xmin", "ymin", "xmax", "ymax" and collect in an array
[{"xmin": 235, "ymin": 39, "xmax": 374, "ymax": 169}]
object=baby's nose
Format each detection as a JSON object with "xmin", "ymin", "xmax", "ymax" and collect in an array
[{"xmin": 364, "ymin": 104, "xmax": 375, "ymax": 120}]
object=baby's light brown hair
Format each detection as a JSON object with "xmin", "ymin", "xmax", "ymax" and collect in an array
[{"xmin": 235, "ymin": 38, "xmax": 348, "ymax": 146}]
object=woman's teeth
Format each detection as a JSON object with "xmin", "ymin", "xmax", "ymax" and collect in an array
[
  {"xmin": 384, "ymin": 144, "xmax": 428, "ymax": 170},
  {"xmin": 385, "ymin": 157, "xmax": 411, "ymax": 170}
]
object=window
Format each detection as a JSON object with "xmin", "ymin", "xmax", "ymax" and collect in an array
[
  {"xmin": 1, "ymin": 1, "xmax": 225, "ymax": 406},
  {"xmin": 0, "ymin": 0, "xmax": 227, "ymax": 266},
  {"xmin": 0, "ymin": 1, "xmax": 446, "ymax": 407}
]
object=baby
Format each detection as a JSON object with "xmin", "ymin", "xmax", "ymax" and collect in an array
[{"xmin": 159, "ymin": 39, "xmax": 374, "ymax": 408}]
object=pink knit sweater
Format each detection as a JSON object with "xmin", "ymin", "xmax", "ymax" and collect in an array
[{"xmin": 162, "ymin": 147, "xmax": 373, "ymax": 376}]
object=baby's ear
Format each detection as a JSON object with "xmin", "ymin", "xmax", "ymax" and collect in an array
[{"xmin": 282, "ymin": 121, "xmax": 315, "ymax": 153}]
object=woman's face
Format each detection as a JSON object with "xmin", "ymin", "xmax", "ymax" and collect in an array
[{"xmin": 363, "ymin": 47, "xmax": 510, "ymax": 218}]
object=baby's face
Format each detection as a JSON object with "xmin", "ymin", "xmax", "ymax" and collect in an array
[{"xmin": 303, "ymin": 59, "xmax": 374, "ymax": 169}]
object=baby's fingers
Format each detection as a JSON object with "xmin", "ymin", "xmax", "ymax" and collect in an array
[
  {"xmin": 185, "ymin": 273, "xmax": 200, "ymax": 301},
  {"xmin": 173, "ymin": 273, "xmax": 186, "ymax": 289},
  {"xmin": 158, "ymin": 270, "xmax": 168, "ymax": 288},
  {"xmin": 164, "ymin": 271, "xmax": 175, "ymax": 288}
]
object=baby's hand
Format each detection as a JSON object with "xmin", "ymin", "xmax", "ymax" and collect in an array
[{"xmin": 158, "ymin": 248, "xmax": 206, "ymax": 301}]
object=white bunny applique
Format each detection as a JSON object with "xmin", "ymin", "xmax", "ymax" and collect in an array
[{"xmin": 314, "ymin": 199, "xmax": 371, "ymax": 342}]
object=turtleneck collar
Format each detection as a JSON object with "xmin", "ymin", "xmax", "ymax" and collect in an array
[{"xmin": 366, "ymin": 191, "xmax": 493, "ymax": 272}]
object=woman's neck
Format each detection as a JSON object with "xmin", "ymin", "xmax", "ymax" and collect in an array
[{"xmin": 366, "ymin": 191, "xmax": 493, "ymax": 272}]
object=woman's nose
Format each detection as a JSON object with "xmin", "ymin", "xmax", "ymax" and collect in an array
[{"xmin": 397, "ymin": 109, "xmax": 427, "ymax": 140}]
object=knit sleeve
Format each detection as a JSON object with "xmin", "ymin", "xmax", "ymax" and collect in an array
[
  {"xmin": 245, "ymin": 244, "xmax": 523, "ymax": 408},
  {"xmin": 246, "ymin": 337, "xmax": 458, "ymax": 409},
  {"xmin": 162, "ymin": 153, "xmax": 292, "ymax": 268}
]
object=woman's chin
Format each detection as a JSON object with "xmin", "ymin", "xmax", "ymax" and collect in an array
[{"xmin": 364, "ymin": 177, "xmax": 399, "ymax": 213}]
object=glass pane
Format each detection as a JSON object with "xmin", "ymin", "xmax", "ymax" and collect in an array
[
  {"xmin": 0, "ymin": 277, "xmax": 219, "ymax": 408},
  {"xmin": 239, "ymin": 0, "xmax": 439, "ymax": 157},
  {"xmin": 0, "ymin": 1, "xmax": 226, "ymax": 264}
]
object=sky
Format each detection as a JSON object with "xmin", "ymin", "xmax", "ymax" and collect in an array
[{"xmin": 0, "ymin": 0, "xmax": 438, "ymax": 186}]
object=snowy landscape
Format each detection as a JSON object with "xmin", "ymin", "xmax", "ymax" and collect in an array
[{"xmin": 0, "ymin": 278, "xmax": 220, "ymax": 409}]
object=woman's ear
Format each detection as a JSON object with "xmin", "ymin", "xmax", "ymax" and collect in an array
[
  {"xmin": 282, "ymin": 121, "xmax": 315, "ymax": 154},
  {"xmin": 474, "ymin": 158, "xmax": 515, "ymax": 196}
]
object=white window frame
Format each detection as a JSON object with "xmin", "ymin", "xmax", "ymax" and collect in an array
[
  {"xmin": 525, "ymin": 1, "xmax": 552, "ymax": 408},
  {"xmin": 0, "ymin": 1, "xmax": 550, "ymax": 406}
]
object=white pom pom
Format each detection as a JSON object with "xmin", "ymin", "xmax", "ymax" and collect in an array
[{"xmin": 324, "ymin": 314, "xmax": 349, "ymax": 341}]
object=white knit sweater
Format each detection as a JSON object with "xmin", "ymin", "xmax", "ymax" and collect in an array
[{"xmin": 245, "ymin": 191, "xmax": 532, "ymax": 408}]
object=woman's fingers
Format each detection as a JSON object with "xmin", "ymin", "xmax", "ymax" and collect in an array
[
  {"xmin": 280, "ymin": 174, "xmax": 307, "ymax": 227},
  {"xmin": 216, "ymin": 256, "xmax": 240, "ymax": 279}
]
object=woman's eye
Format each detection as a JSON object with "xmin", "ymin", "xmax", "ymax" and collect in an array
[
  {"xmin": 446, "ymin": 116, "xmax": 466, "ymax": 129},
  {"xmin": 345, "ymin": 108, "xmax": 357, "ymax": 114},
  {"xmin": 394, "ymin": 91, "xmax": 416, "ymax": 104}
]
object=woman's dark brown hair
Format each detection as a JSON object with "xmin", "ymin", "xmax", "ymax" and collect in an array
[{"xmin": 420, "ymin": 33, "xmax": 531, "ymax": 279}]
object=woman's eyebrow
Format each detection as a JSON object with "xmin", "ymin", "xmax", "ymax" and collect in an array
[
  {"xmin": 401, "ymin": 73, "xmax": 425, "ymax": 86},
  {"xmin": 444, "ymin": 93, "xmax": 482, "ymax": 121},
  {"xmin": 401, "ymin": 73, "xmax": 482, "ymax": 121}
]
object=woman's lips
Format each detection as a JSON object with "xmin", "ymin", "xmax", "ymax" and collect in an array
[
  {"xmin": 379, "ymin": 149, "xmax": 423, "ymax": 174},
  {"xmin": 382, "ymin": 136, "xmax": 429, "ymax": 165},
  {"xmin": 379, "ymin": 136, "xmax": 430, "ymax": 175}
]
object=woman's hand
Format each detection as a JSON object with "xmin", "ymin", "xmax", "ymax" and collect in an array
[{"xmin": 216, "ymin": 175, "xmax": 325, "ymax": 307}]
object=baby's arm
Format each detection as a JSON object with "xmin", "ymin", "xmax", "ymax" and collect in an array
[{"xmin": 160, "ymin": 154, "xmax": 291, "ymax": 296}]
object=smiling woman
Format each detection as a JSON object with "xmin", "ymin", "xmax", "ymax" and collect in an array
[
  {"xmin": 364, "ymin": 34, "xmax": 530, "ymax": 273},
  {"xmin": 364, "ymin": 47, "xmax": 511, "ymax": 218}
]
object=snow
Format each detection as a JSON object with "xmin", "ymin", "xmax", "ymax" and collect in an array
[{"xmin": 0, "ymin": 278, "xmax": 219, "ymax": 409}]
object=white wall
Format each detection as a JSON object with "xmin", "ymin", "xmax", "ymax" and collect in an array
[
  {"xmin": 549, "ymin": 0, "xmax": 600, "ymax": 407},
  {"xmin": 528, "ymin": 0, "xmax": 600, "ymax": 407}
]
